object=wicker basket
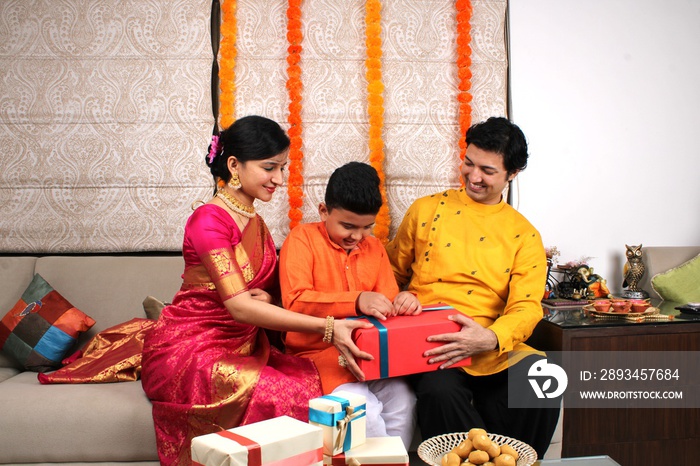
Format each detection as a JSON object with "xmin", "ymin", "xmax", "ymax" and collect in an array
[{"xmin": 417, "ymin": 432, "xmax": 537, "ymax": 466}]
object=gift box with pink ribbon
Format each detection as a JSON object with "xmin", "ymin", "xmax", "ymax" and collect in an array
[
  {"xmin": 191, "ymin": 415, "xmax": 323, "ymax": 466},
  {"xmin": 308, "ymin": 391, "xmax": 367, "ymax": 456},
  {"xmin": 324, "ymin": 436, "xmax": 408, "ymax": 466},
  {"xmin": 351, "ymin": 305, "xmax": 472, "ymax": 380}
]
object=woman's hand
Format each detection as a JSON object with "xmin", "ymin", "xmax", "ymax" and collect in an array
[
  {"xmin": 356, "ymin": 291, "xmax": 394, "ymax": 320},
  {"xmin": 332, "ymin": 318, "xmax": 375, "ymax": 382},
  {"xmin": 423, "ymin": 313, "xmax": 498, "ymax": 369},
  {"xmin": 392, "ymin": 291, "xmax": 422, "ymax": 315},
  {"xmin": 249, "ymin": 288, "xmax": 272, "ymax": 304}
]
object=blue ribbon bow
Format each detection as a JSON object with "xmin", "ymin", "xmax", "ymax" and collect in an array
[{"xmin": 309, "ymin": 395, "xmax": 366, "ymax": 451}]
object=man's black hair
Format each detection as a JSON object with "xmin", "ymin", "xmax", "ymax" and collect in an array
[{"xmin": 466, "ymin": 116, "xmax": 529, "ymax": 175}]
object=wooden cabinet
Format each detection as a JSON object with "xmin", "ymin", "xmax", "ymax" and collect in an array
[{"xmin": 527, "ymin": 315, "xmax": 700, "ymax": 465}]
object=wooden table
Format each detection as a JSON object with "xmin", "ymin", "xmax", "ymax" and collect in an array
[{"xmin": 526, "ymin": 302, "xmax": 700, "ymax": 465}]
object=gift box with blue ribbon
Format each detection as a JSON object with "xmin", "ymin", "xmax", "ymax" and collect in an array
[
  {"xmin": 309, "ymin": 391, "xmax": 367, "ymax": 456},
  {"xmin": 350, "ymin": 305, "xmax": 471, "ymax": 380}
]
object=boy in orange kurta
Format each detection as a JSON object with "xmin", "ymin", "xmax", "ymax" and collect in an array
[{"xmin": 279, "ymin": 162, "xmax": 421, "ymax": 448}]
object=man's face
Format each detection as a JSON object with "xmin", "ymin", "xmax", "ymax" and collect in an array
[
  {"xmin": 460, "ymin": 144, "xmax": 518, "ymax": 205},
  {"xmin": 319, "ymin": 204, "xmax": 376, "ymax": 253}
]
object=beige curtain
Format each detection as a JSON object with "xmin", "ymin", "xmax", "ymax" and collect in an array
[
  {"xmin": 0, "ymin": 0, "xmax": 507, "ymax": 253},
  {"xmin": 0, "ymin": 0, "xmax": 214, "ymax": 253},
  {"xmin": 238, "ymin": 0, "xmax": 508, "ymax": 245}
]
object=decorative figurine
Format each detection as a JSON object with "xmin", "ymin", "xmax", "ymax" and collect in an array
[
  {"xmin": 622, "ymin": 244, "xmax": 649, "ymax": 299},
  {"xmin": 574, "ymin": 265, "xmax": 612, "ymax": 299}
]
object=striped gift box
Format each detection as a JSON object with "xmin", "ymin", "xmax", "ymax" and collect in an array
[
  {"xmin": 191, "ymin": 416, "xmax": 323, "ymax": 466},
  {"xmin": 324, "ymin": 437, "xmax": 408, "ymax": 465}
]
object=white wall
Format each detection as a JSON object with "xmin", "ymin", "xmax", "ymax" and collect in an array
[{"xmin": 508, "ymin": 0, "xmax": 700, "ymax": 292}]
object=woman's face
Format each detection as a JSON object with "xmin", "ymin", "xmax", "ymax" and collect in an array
[
  {"xmin": 233, "ymin": 150, "xmax": 288, "ymax": 203},
  {"xmin": 460, "ymin": 144, "xmax": 517, "ymax": 205}
]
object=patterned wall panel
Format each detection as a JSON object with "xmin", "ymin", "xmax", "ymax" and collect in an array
[
  {"xmin": 0, "ymin": 0, "xmax": 214, "ymax": 252},
  {"xmin": 0, "ymin": 0, "xmax": 506, "ymax": 252},
  {"xmin": 242, "ymin": 0, "xmax": 508, "ymax": 245}
]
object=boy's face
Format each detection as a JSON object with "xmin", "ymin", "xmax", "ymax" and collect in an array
[{"xmin": 319, "ymin": 203, "xmax": 377, "ymax": 253}]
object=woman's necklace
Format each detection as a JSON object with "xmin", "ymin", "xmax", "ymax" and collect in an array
[{"xmin": 216, "ymin": 189, "xmax": 256, "ymax": 218}]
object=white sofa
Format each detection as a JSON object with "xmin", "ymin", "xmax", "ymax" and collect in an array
[{"xmin": 0, "ymin": 255, "xmax": 184, "ymax": 465}]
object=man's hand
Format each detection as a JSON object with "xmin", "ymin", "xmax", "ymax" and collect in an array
[
  {"xmin": 356, "ymin": 291, "xmax": 394, "ymax": 320},
  {"xmin": 392, "ymin": 291, "xmax": 422, "ymax": 315},
  {"xmin": 424, "ymin": 314, "xmax": 498, "ymax": 369}
]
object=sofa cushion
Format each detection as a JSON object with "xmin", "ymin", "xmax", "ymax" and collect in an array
[
  {"xmin": 0, "ymin": 274, "xmax": 95, "ymax": 372},
  {"xmin": 0, "ymin": 256, "xmax": 38, "ymax": 370},
  {"xmin": 637, "ymin": 246, "xmax": 700, "ymax": 300},
  {"xmin": 142, "ymin": 295, "xmax": 169, "ymax": 320},
  {"xmin": 652, "ymin": 253, "xmax": 700, "ymax": 303},
  {"xmin": 0, "ymin": 371, "xmax": 158, "ymax": 463}
]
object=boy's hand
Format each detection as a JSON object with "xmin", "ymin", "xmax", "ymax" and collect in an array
[
  {"xmin": 393, "ymin": 291, "xmax": 422, "ymax": 315},
  {"xmin": 249, "ymin": 288, "xmax": 273, "ymax": 304},
  {"xmin": 356, "ymin": 292, "xmax": 394, "ymax": 320}
]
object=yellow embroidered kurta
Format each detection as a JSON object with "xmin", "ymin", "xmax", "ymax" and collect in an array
[{"xmin": 386, "ymin": 189, "xmax": 546, "ymax": 376}]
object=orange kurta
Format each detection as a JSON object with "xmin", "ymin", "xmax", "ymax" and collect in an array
[{"xmin": 279, "ymin": 222, "xmax": 399, "ymax": 393}]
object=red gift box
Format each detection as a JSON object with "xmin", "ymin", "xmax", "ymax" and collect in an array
[{"xmin": 351, "ymin": 305, "xmax": 471, "ymax": 380}]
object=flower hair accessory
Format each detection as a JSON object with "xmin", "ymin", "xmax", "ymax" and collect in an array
[{"xmin": 207, "ymin": 135, "xmax": 221, "ymax": 164}]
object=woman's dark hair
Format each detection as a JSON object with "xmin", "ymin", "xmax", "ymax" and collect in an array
[
  {"xmin": 206, "ymin": 115, "xmax": 290, "ymax": 187},
  {"xmin": 465, "ymin": 116, "xmax": 529, "ymax": 175},
  {"xmin": 325, "ymin": 162, "xmax": 382, "ymax": 215}
]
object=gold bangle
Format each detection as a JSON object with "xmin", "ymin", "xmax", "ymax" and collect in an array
[{"xmin": 322, "ymin": 315, "xmax": 334, "ymax": 344}]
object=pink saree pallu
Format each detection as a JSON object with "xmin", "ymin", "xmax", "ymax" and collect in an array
[{"xmin": 191, "ymin": 415, "xmax": 324, "ymax": 466}]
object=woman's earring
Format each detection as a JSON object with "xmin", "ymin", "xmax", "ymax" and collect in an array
[{"xmin": 228, "ymin": 171, "xmax": 241, "ymax": 190}]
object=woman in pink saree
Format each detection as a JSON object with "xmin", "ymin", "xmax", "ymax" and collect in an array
[{"xmin": 141, "ymin": 116, "xmax": 372, "ymax": 465}]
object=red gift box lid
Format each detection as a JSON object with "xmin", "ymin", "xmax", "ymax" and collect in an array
[{"xmin": 351, "ymin": 305, "xmax": 471, "ymax": 380}]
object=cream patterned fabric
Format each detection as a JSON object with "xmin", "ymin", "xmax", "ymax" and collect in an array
[
  {"xmin": 0, "ymin": 0, "xmax": 214, "ymax": 252},
  {"xmin": 0, "ymin": 0, "xmax": 506, "ymax": 253},
  {"xmin": 238, "ymin": 0, "xmax": 508, "ymax": 245}
]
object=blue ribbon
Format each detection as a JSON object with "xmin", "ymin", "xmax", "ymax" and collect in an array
[
  {"xmin": 423, "ymin": 304, "xmax": 453, "ymax": 311},
  {"xmin": 309, "ymin": 395, "xmax": 348, "ymax": 426},
  {"xmin": 350, "ymin": 315, "xmax": 389, "ymax": 378},
  {"xmin": 308, "ymin": 395, "xmax": 366, "ymax": 452}
]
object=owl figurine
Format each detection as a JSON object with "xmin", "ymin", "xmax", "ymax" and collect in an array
[{"xmin": 622, "ymin": 244, "xmax": 648, "ymax": 298}]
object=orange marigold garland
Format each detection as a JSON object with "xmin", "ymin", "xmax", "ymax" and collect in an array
[
  {"xmin": 456, "ymin": 0, "xmax": 473, "ymax": 160},
  {"xmin": 365, "ymin": 0, "xmax": 390, "ymax": 244},
  {"xmin": 286, "ymin": 0, "xmax": 304, "ymax": 229},
  {"xmin": 219, "ymin": 0, "xmax": 237, "ymax": 130}
]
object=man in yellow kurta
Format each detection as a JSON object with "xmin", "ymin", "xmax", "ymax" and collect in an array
[{"xmin": 386, "ymin": 117, "xmax": 560, "ymax": 457}]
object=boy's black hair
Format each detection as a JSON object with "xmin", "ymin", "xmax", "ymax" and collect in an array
[{"xmin": 324, "ymin": 162, "xmax": 382, "ymax": 215}]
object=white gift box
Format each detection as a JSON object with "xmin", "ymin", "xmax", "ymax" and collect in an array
[
  {"xmin": 323, "ymin": 437, "xmax": 409, "ymax": 465},
  {"xmin": 191, "ymin": 415, "xmax": 323, "ymax": 466},
  {"xmin": 309, "ymin": 391, "xmax": 367, "ymax": 455}
]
